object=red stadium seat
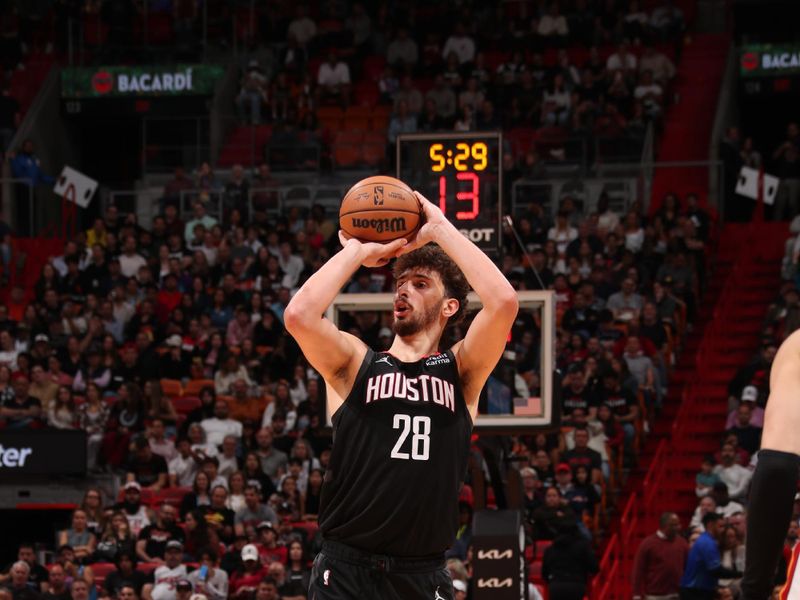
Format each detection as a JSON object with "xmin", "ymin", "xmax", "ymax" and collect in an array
[
  {"xmin": 334, "ymin": 145, "xmax": 361, "ymax": 168},
  {"xmin": 183, "ymin": 379, "xmax": 214, "ymax": 397},
  {"xmin": 172, "ymin": 396, "xmax": 201, "ymax": 415},
  {"xmin": 155, "ymin": 487, "xmax": 192, "ymax": 508},
  {"xmin": 160, "ymin": 379, "xmax": 183, "ymax": 398},
  {"xmin": 361, "ymin": 142, "xmax": 385, "ymax": 167}
]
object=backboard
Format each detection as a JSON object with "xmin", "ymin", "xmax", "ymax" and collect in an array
[{"xmin": 326, "ymin": 290, "xmax": 555, "ymax": 432}]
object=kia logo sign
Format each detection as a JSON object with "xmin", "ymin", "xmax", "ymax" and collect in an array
[
  {"xmin": 477, "ymin": 549, "xmax": 513, "ymax": 560},
  {"xmin": 92, "ymin": 70, "xmax": 113, "ymax": 95},
  {"xmin": 477, "ymin": 578, "xmax": 513, "ymax": 588}
]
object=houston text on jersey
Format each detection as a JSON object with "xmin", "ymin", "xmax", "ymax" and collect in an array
[{"xmin": 365, "ymin": 372, "xmax": 456, "ymax": 413}]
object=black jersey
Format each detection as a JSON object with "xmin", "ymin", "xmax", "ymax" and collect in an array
[{"xmin": 318, "ymin": 349, "xmax": 473, "ymax": 558}]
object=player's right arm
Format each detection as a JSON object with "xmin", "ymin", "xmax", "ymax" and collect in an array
[{"xmin": 284, "ymin": 235, "xmax": 407, "ymax": 408}]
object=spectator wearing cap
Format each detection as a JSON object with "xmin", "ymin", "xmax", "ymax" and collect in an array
[
  {"xmin": 725, "ymin": 385, "xmax": 765, "ymax": 429},
  {"xmin": 725, "ymin": 403, "xmax": 762, "ymax": 456},
  {"xmin": 151, "ymin": 541, "xmax": 188, "ymax": 600},
  {"xmin": 136, "ymin": 504, "xmax": 184, "ymax": 564},
  {"xmin": 452, "ymin": 578, "xmax": 467, "ymax": 599},
  {"xmin": 186, "ymin": 548, "xmax": 228, "ymax": 600},
  {"xmin": 201, "ymin": 400, "xmax": 243, "ymax": 447},
  {"xmin": 160, "ymin": 336, "xmax": 190, "ymax": 381},
  {"xmin": 255, "ymin": 521, "xmax": 287, "ymax": 565},
  {"xmin": 1, "ymin": 375, "xmax": 42, "ymax": 429},
  {"xmin": 113, "ymin": 482, "xmax": 152, "ymax": 538},
  {"xmin": 631, "ymin": 512, "xmax": 688, "ymax": 600},
  {"xmin": 229, "ymin": 544, "xmax": 267, "ymax": 598},
  {"xmin": 126, "ymin": 436, "xmax": 168, "ymax": 491}
]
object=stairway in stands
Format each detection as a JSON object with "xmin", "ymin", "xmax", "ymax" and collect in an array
[
  {"xmin": 668, "ymin": 222, "xmax": 786, "ymax": 517},
  {"xmin": 593, "ymin": 222, "xmax": 786, "ymax": 598}
]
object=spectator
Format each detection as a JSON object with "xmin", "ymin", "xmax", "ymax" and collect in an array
[
  {"xmin": 67, "ymin": 580, "xmax": 88, "ymax": 600},
  {"xmin": 0, "ymin": 545, "xmax": 48, "ymax": 592},
  {"xmin": 201, "ymin": 486, "xmax": 236, "ymax": 543},
  {"xmin": 679, "ymin": 513, "xmax": 740, "ymax": 598},
  {"xmin": 316, "ymin": 50, "xmax": 351, "ymax": 107},
  {"xmin": 217, "ymin": 437, "xmax": 240, "ymax": 480},
  {"xmin": 696, "ymin": 455, "xmax": 721, "ymax": 498},
  {"xmin": 726, "ymin": 403, "xmax": 762, "ymax": 456},
  {"xmin": 94, "ymin": 512, "xmax": 136, "ymax": 564},
  {"xmin": 126, "ymin": 436, "xmax": 169, "ymax": 491},
  {"xmin": 634, "ymin": 70, "xmax": 663, "ymax": 119},
  {"xmin": 57, "ymin": 510, "xmax": 95, "ymax": 562},
  {"xmin": 254, "ymin": 428, "xmax": 288, "ymax": 485},
  {"xmin": 425, "ymin": 76, "xmax": 457, "ymax": 122},
  {"xmin": 201, "ymin": 399, "xmax": 244, "ymax": 447},
  {"xmin": 214, "ymin": 355, "xmax": 253, "ymax": 395},
  {"xmin": 533, "ymin": 487, "xmax": 578, "ymax": 540},
  {"xmin": 180, "ymin": 471, "xmax": 212, "ymax": 518},
  {"xmin": 441, "ymin": 22, "xmax": 475, "ymax": 65},
  {"xmin": 542, "ymin": 519, "xmax": 598, "ymax": 600},
  {"xmin": 607, "ymin": 278, "xmax": 644, "ymax": 322},
  {"xmin": 151, "ymin": 541, "xmax": 188, "ymax": 600},
  {"xmin": 169, "ymin": 437, "xmax": 199, "ymax": 488},
  {"xmin": 606, "ymin": 41, "xmax": 637, "ymax": 75},
  {"xmin": 387, "ymin": 27, "xmax": 418, "ymax": 68},
  {"xmin": 254, "ymin": 521, "xmax": 287, "ymax": 565},
  {"xmin": 47, "ymin": 386, "xmax": 77, "ymax": 430},
  {"xmin": 286, "ymin": 540, "xmax": 310, "ymax": 593},
  {"xmin": 118, "ymin": 236, "xmax": 147, "ymax": 280},
  {"xmin": 4, "ymin": 562, "xmax": 39, "ymax": 600},
  {"xmin": 186, "ymin": 548, "xmax": 228, "ymax": 600},
  {"xmin": 136, "ymin": 504, "xmax": 184, "ymax": 564},
  {"xmin": 639, "ymin": 44, "xmax": 676, "ymax": 85},
  {"xmin": 632, "ymin": 512, "xmax": 688, "ymax": 600},
  {"xmin": 1, "ymin": 375, "xmax": 42, "ymax": 429},
  {"xmin": 388, "ymin": 100, "xmax": 418, "ymax": 146},
  {"xmin": 599, "ymin": 371, "xmax": 637, "ymax": 453},
  {"xmin": 561, "ymin": 427, "xmax": 603, "ymax": 485},
  {"xmin": 184, "ymin": 202, "xmax": 218, "ymax": 247},
  {"xmin": 286, "ymin": 5, "xmax": 316, "ymax": 48},
  {"xmin": 229, "ymin": 545, "xmax": 267, "ymax": 598},
  {"xmin": 710, "ymin": 482, "xmax": 744, "ymax": 520},
  {"xmin": 713, "ymin": 443, "xmax": 753, "ymax": 503},
  {"xmin": 252, "ymin": 578, "xmax": 279, "ymax": 600},
  {"xmin": 235, "ymin": 484, "xmax": 278, "ymax": 536},
  {"xmin": 718, "ymin": 525, "xmax": 745, "ymax": 589},
  {"xmin": 236, "ymin": 62, "xmax": 268, "ymax": 125},
  {"xmin": 41, "ymin": 566, "xmax": 68, "ymax": 600},
  {"xmin": 725, "ymin": 385, "xmax": 765, "ymax": 429},
  {"xmin": 114, "ymin": 482, "xmax": 152, "ymax": 538}
]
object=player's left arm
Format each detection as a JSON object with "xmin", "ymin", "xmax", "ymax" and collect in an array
[{"xmin": 399, "ymin": 193, "xmax": 518, "ymax": 418}]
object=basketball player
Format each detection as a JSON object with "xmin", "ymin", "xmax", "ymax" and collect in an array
[
  {"xmin": 284, "ymin": 192, "xmax": 518, "ymax": 599},
  {"xmin": 741, "ymin": 330, "xmax": 800, "ymax": 600}
]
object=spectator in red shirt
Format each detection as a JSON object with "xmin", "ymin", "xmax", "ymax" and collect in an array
[
  {"xmin": 255, "ymin": 521, "xmax": 287, "ymax": 565},
  {"xmin": 156, "ymin": 274, "xmax": 183, "ymax": 323},
  {"xmin": 631, "ymin": 512, "xmax": 688, "ymax": 600},
  {"xmin": 229, "ymin": 544, "xmax": 268, "ymax": 598}
]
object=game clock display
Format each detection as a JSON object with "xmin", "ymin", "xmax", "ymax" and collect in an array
[{"xmin": 396, "ymin": 132, "xmax": 502, "ymax": 255}]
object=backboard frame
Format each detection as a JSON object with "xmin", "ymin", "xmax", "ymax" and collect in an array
[{"xmin": 326, "ymin": 290, "xmax": 555, "ymax": 431}]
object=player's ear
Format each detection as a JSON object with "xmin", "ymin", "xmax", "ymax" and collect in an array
[{"xmin": 442, "ymin": 298, "xmax": 459, "ymax": 318}]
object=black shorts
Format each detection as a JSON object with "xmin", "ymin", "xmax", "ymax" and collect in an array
[{"xmin": 309, "ymin": 540, "xmax": 454, "ymax": 600}]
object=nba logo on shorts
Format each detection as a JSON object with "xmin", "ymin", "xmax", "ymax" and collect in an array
[
  {"xmin": 323, "ymin": 569, "xmax": 331, "ymax": 586},
  {"xmin": 374, "ymin": 186, "xmax": 384, "ymax": 205}
]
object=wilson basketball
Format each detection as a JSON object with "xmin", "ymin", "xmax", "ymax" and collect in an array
[{"xmin": 339, "ymin": 176, "xmax": 422, "ymax": 243}]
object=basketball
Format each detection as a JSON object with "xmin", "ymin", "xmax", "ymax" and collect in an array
[{"xmin": 339, "ymin": 175, "xmax": 422, "ymax": 243}]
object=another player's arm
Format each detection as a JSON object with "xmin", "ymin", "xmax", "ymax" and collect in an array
[
  {"xmin": 400, "ymin": 193, "xmax": 518, "ymax": 419},
  {"xmin": 284, "ymin": 235, "xmax": 407, "ymax": 411}
]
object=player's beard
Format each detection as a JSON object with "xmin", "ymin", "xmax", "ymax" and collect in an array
[{"xmin": 392, "ymin": 301, "xmax": 441, "ymax": 337}]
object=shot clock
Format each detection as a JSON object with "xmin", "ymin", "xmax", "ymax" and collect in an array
[{"xmin": 396, "ymin": 131, "xmax": 502, "ymax": 255}]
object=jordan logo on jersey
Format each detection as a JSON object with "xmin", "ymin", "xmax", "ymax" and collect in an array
[
  {"xmin": 374, "ymin": 355, "xmax": 393, "ymax": 367},
  {"xmin": 365, "ymin": 372, "xmax": 456, "ymax": 413}
]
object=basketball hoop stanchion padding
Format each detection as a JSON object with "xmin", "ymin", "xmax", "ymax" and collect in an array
[
  {"xmin": 62, "ymin": 184, "xmax": 78, "ymax": 239},
  {"xmin": 471, "ymin": 510, "xmax": 528, "ymax": 600}
]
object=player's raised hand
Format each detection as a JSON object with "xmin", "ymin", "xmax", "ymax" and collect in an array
[
  {"xmin": 338, "ymin": 231, "xmax": 407, "ymax": 268},
  {"xmin": 397, "ymin": 191, "xmax": 448, "ymax": 255}
]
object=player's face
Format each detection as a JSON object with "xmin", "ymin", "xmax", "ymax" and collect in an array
[{"xmin": 393, "ymin": 270, "xmax": 447, "ymax": 337}]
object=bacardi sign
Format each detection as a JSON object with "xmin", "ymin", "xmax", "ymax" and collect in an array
[
  {"xmin": 62, "ymin": 64, "xmax": 224, "ymax": 98},
  {"xmin": 740, "ymin": 44, "xmax": 800, "ymax": 78}
]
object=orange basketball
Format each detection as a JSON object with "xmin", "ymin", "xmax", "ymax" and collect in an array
[{"xmin": 339, "ymin": 176, "xmax": 422, "ymax": 243}]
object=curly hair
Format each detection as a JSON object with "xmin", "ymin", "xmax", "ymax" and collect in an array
[{"xmin": 393, "ymin": 243, "xmax": 470, "ymax": 325}]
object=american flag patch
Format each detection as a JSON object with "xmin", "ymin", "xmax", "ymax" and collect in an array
[{"xmin": 513, "ymin": 396, "xmax": 542, "ymax": 416}]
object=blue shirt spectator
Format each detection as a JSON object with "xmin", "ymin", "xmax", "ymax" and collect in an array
[
  {"xmin": 9, "ymin": 140, "xmax": 55, "ymax": 186},
  {"xmin": 680, "ymin": 513, "xmax": 739, "ymax": 594}
]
